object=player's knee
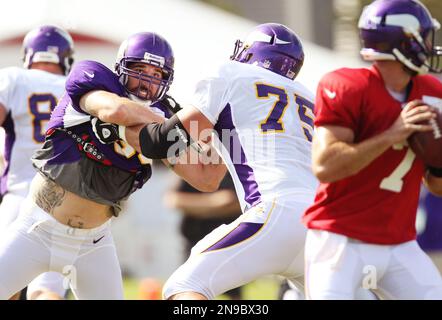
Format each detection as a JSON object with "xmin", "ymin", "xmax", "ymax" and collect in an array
[
  {"xmin": 354, "ymin": 288, "xmax": 379, "ymax": 300},
  {"xmin": 168, "ymin": 292, "xmax": 208, "ymax": 300},
  {"xmin": 423, "ymin": 285, "xmax": 442, "ymax": 299},
  {"xmin": 28, "ymin": 288, "xmax": 63, "ymax": 300},
  {"xmin": 307, "ymin": 289, "xmax": 353, "ymax": 300},
  {"xmin": 162, "ymin": 275, "xmax": 210, "ymax": 300},
  {"xmin": 162, "ymin": 276, "xmax": 182, "ymax": 300}
]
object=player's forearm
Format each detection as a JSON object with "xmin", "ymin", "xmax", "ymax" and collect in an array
[
  {"xmin": 123, "ymin": 124, "xmax": 145, "ymax": 153},
  {"xmin": 80, "ymin": 90, "xmax": 164, "ymax": 126},
  {"xmin": 115, "ymin": 100, "xmax": 164, "ymax": 126},
  {"xmin": 122, "ymin": 118, "xmax": 202, "ymax": 161},
  {"xmin": 172, "ymin": 162, "xmax": 227, "ymax": 192},
  {"xmin": 170, "ymin": 140, "xmax": 227, "ymax": 192},
  {"xmin": 313, "ymin": 131, "xmax": 394, "ymax": 183}
]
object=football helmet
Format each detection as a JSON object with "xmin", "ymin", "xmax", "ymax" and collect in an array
[
  {"xmin": 231, "ymin": 23, "xmax": 304, "ymax": 80},
  {"xmin": 115, "ymin": 32, "xmax": 174, "ymax": 102},
  {"xmin": 22, "ymin": 25, "xmax": 74, "ymax": 75},
  {"xmin": 359, "ymin": 0, "xmax": 442, "ymax": 74}
]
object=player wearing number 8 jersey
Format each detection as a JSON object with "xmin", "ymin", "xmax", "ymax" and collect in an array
[
  {"xmin": 0, "ymin": 26, "xmax": 69, "ymax": 229},
  {"xmin": 303, "ymin": 0, "xmax": 442, "ymax": 299},
  {"xmin": 0, "ymin": 31, "xmax": 226, "ymax": 300},
  {"xmin": 96, "ymin": 23, "xmax": 318, "ymax": 299},
  {"xmin": 0, "ymin": 25, "xmax": 74, "ymax": 300}
]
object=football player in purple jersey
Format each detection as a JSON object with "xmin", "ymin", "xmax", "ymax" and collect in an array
[{"xmin": 0, "ymin": 32, "xmax": 226, "ymax": 299}]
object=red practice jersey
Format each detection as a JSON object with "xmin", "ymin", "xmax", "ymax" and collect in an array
[{"xmin": 303, "ymin": 66, "xmax": 442, "ymax": 244}]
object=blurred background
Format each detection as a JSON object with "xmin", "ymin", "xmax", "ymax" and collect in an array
[{"xmin": 0, "ymin": 0, "xmax": 440, "ymax": 299}]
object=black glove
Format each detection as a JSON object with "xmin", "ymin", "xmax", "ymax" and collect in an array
[
  {"xmin": 159, "ymin": 94, "xmax": 182, "ymax": 115},
  {"xmin": 91, "ymin": 117, "xmax": 121, "ymax": 144}
]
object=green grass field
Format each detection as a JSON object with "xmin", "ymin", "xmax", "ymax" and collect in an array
[{"xmin": 123, "ymin": 277, "xmax": 281, "ymax": 300}]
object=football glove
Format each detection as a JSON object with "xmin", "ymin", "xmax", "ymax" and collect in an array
[
  {"xmin": 91, "ymin": 117, "xmax": 121, "ymax": 144},
  {"xmin": 159, "ymin": 94, "xmax": 182, "ymax": 115}
]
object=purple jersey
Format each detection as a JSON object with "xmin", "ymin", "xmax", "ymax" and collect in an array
[
  {"xmin": 47, "ymin": 60, "xmax": 170, "ymax": 171},
  {"xmin": 32, "ymin": 60, "xmax": 171, "ymax": 215}
]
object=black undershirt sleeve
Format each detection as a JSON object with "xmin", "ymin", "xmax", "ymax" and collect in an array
[{"xmin": 139, "ymin": 114, "xmax": 192, "ymax": 159}]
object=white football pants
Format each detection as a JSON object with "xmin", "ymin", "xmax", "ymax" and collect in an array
[
  {"xmin": 163, "ymin": 196, "xmax": 310, "ymax": 300},
  {"xmin": 305, "ymin": 229, "xmax": 442, "ymax": 299},
  {"xmin": 0, "ymin": 197, "xmax": 123, "ymax": 300}
]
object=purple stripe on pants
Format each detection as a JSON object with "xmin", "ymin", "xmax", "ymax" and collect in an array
[{"xmin": 203, "ymin": 222, "xmax": 263, "ymax": 252}]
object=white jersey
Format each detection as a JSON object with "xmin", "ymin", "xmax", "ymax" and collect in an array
[
  {"xmin": 0, "ymin": 67, "xmax": 65, "ymax": 195},
  {"xmin": 191, "ymin": 61, "xmax": 317, "ymax": 210}
]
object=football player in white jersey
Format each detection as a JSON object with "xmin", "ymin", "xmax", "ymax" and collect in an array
[
  {"xmin": 0, "ymin": 25, "xmax": 74, "ymax": 299},
  {"xmin": 93, "ymin": 23, "xmax": 317, "ymax": 299}
]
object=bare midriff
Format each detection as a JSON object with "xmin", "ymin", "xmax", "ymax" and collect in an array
[{"xmin": 30, "ymin": 173, "xmax": 113, "ymax": 229}]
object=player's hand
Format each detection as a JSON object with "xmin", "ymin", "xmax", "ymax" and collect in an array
[
  {"xmin": 386, "ymin": 99, "xmax": 436, "ymax": 144},
  {"xmin": 91, "ymin": 117, "xmax": 121, "ymax": 144},
  {"xmin": 159, "ymin": 94, "xmax": 182, "ymax": 114}
]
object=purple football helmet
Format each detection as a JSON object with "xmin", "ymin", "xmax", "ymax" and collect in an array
[
  {"xmin": 115, "ymin": 32, "xmax": 174, "ymax": 102},
  {"xmin": 22, "ymin": 25, "xmax": 74, "ymax": 75},
  {"xmin": 359, "ymin": 0, "xmax": 442, "ymax": 74},
  {"xmin": 231, "ymin": 23, "xmax": 304, "ymax": 80}
]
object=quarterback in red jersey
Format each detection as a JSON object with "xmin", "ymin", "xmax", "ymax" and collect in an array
[{"xmin": 303, "ymin": 0, "xmax": 442, "ymax": 299}]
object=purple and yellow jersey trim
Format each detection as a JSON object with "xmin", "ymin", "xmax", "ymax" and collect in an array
[
  {"xmin": 201, "ymin": 200, "xmax": 276, "ymax": 253},
  {"xmin": 214, "ymin": 104, "xmax": 262, "ymax": 208}
]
